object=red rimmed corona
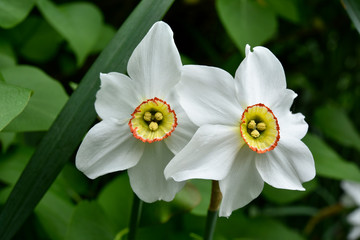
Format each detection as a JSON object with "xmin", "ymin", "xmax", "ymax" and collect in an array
[
  {"xmin": 240, "ymin": 103, "xmax": 280, "ymax": 153},
  {"xmin": 129, "ymin": 97, "xmax": 178, "ymax": 143}
]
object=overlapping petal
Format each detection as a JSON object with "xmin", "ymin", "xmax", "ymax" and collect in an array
[
  {"xmin": 348, "ymin": 208, "xmax": 360, "ymax": 226},
  {"xmin": 178, "ymin": 65, "xmax": 242, "ymax": 126},
  {"xmin": 76, "ymin": 119, "xmax": 144, "ymax": 179},
  {"xmin": 255, "ymin": 135, "xmax": 315, "ymax": 190},
  {"xmin": 95, "ymin": 72, "xmax": 141, "ymax": 121},
  {"xmin": 165, "ymin": 124, "xmax": 243, "ymax": 181},
  {"xmin": 219, "ymin": 146, "xmax": 264, "ymax": 217},
  {"xmin": 128, "ymin": 141, "xmax": 185, "ymax": 202},
  {"xmin": 127, "ymin": 21, "xmax": 182, "ymax": 99},
  {"xmin": 235, "ymin": 45, "xmax": 286, "ymax": 108}
]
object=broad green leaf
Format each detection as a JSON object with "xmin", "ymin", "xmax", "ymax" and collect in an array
[
  {"xmin": 0, "ymin": 0, "xmax": 35, "ymax": 29},
  {"xmin": 0, "ymin": 1, "xmax": 175, "ymax": 239},
  {"xmin": 216, "ymin": 0, "xmax": 277, "ymax": 52},
  {"xmin": 35, "ymin": 191, "xmax": 75, "ymax": 240},
  {"xmin": 91, "ymin": 24, "xmax": 116, "ymax": 54},
  {"xmin": 263, "ymin": 180, "xmax": 318, "ymax": 204},
  {"xmin": 0, "ymin": 132, "xmax": 16, "ymax": 153},
  {"xmin": 216, "ymin": 211, "xmax": 305, "ymax": 240},
  {"xmin": 1, "ymin": 65, "xmax": 68, "ymax": 132},
  {"xmin": 37, "ymin": 0, "xmax": 103, "ymax": 66},
  {"xmin": 65, "ymin": 201, "xmax": 117, "ymax": 240},
  {"xmin": 0, "ymin": 145, "xmax": 33, "ymax": 185},
  {"xmin": 97, "ymin": 173, "xmax": 133, "ymax": 230},
  {"xmin": 266, "ymin": 0, "xmax": 300, "ymax": 23},
  {"xmin": 18, "ymin": 17, "xmax": 63, "ymax": 63},
  {"xmin": 0, "ymin": 39, "xmax": 16, "ymax": 68},
  {"xmin": 303, "ymin": 133, "xmax": 360, "ymax": 182},
  {"xmin": 0, "ymin": 81, "xmax": 32, "ymax": 131},
  {"xmin": 314, "ymin": 105, "xmax": 360, "ymax": 151},
  {"xmin": 343, "ymin": 0, "xmax": 360, "ymax": 35}
]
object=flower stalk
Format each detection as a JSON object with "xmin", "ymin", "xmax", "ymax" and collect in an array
[
  {"xmin": 204, "ymin": 180, "xmax": 222, "ymax": 240},
  {"xmin": 128, "ymin": 194, "xmax": 143, "ymax": 240}
]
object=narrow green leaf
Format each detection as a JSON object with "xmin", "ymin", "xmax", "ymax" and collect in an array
[
  {"xmin": 303, "ymin": 133, "xmax": 360, "ymax": 181},
  {"xmin": 37, "ymin": 0, "xmax": 103, "ymax": 66},
  {"xmin": 1, "ymin": 65, "xmax": 68, "ymax": 132},
  {"xmin": 0, "ymin": 0, "xmax": 35, "ymax": 29},
  {"xmin": 343, "ymin": 0, "xmax": 360, "ymax": 34},
  {"xmin": 0, "ymin": 81, "xmax": 32, "ymax": 131},
  {"xmin": 216, "ymin": 0, "xmax": 277, "ymax": 52},
  {"xmin": 0, "ymin": 1, "xmax": 175, "ymax": 239},
  {"xmin": 314, "ymin": 105, "xmax": 360, "ymax": 151}
]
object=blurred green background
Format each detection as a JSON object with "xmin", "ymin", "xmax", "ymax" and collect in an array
[{"xmin": 1, "ymin": 0, "xmax": 360, "ymax": 239}]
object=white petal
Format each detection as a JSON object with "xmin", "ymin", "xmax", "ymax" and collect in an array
[
  {"xmin": 178, "ymin": 65, "xmax": 242, "ymax": 126},
  {"xmin": 235, "ymin": 45, "xmax": 286, "ymax": 108},
  {"xmin": 127, "ymin": 21, "xmax": 182, "ymax": 99},
  {"xmin": 76, "ymin": 119, "xmax": 144, "ymax": 179},
  {"xmin": 255, "ymin": 135, "xmax": 315, "ymax": 190},
  {"xmin": 128, "ymin": 141, "xmax": 185, "ymax": 202},
  {"xmin": 341, "ymin": 181, "xmax": 360, "ymax": 206},
  {"xmin": 164, "ymin": 101, "xmax": 197, "ymax": 154},
  {"xmin": 165, "ymin": 125, "xmax": 243, "ymax": 181},
  {"xmin": 219, "ymin": 146, "xmax": 264, "ymax": 217},
  {"xmin": 271, "ymin": 89, "xmax": 308, "ymax": 139},
  {"xmin": 348, "ymin": 208, "xmax": 360, "ymax": 226},
  {"xmin": 95, "ymin": 72, "xmax": 140, "ymax": 120},
  {"xmin": 348, "ymin": 226, "xmax": 360, "ymax": 240}
]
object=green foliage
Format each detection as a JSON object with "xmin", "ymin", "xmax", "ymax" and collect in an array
[
  {"xmin": 37, "ymin": 0, "xmax": 103, "ymax": 66},
  {"xmin": 0, "ymin": 81, "xmax": 31, "ymax": 131},
  {"xmin": 0, "ymin": 0, "xmax": 359, "ymax": 239},
  {"xmin": 1, "ymin": 65, "xmax": 68, "ymax": 132},
  {"xmin": 216, "ymin": 0, "xmax": 277, "ymax": 53},
  {"xmin": 0, "ymin": 0, "xmax": 35, "ymax": 29}
]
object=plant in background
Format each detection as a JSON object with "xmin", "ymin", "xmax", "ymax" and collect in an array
[
  {"xmin": 165, "ymin": 44, "xmax": 315, "ymax": 217},
  {"xmin": 76, "ymin": 21, "xmax": 196, "ymax": 202},
  {"xmin": 341, "ymin": 181, "xmax": 360, "ymax": 240}
]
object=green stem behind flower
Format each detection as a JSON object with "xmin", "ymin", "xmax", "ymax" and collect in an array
[
  {"xmin": 128, "ymin": 193, "xmax": 143, "ymax": 240},
  {"xmin": 204, "ymin": 180, "xmax": 222, "ymax": 240}
]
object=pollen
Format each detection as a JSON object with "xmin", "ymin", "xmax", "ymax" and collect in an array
[
  {"xmin": 129, "ymin": 97, "xmax": 177, "ymax": 143},
  {"xmin": 240, "ymin": 103, "xmax": 280, "ymax": 153}
]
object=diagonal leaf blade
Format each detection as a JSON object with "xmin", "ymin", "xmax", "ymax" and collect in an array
[
  {"xmin": 0, "ymin": 0, "xmax": 175, "ymax": 239},
  {"xmin": 343, "ymin": 0, "xmax": 360, "ymax": 34}
]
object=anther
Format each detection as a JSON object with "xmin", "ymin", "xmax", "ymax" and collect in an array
[
  {"xmin": 155, "ymin": 112, "xmax": 163, "ymax": 121},
  {"xmin": 251, "ymin": 129, "xmax": 260, "ymax": 138},
  {"xmin": 257, "ymin": 122, "xmax": 266, "ymax": 131},
  {"xmin": 149, "ymin": 121, "xmax": 158, "ymax": 131},
  {"xmin": 144, "ymin": 112, "xmax": 152, "ymax": 122},
  {"xmin": 248, "ymin": 120, "xmax": 256, "ymax": 130}
]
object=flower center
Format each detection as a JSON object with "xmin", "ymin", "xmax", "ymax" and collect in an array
[
  {"xmin": 240, "ymin": 103, "xmax": 280, "ymax": 153},
  {"xmin": 129, "ymin": 97, "xmax": 177, "ymax": 143}
]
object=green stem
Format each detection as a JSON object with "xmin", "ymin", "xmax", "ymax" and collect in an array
[
  {"xmin": 204, "ymin": 180, "xmax": 222, "ymax": 240},
  {"xmin": 128, "ymin": 193, "xmax": 143, "ymax": 240}
]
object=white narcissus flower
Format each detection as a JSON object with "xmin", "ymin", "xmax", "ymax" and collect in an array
[
  {"xmin": 165, "ymin": 44, "xmax": 316, "ymax": 217},
  {"xmin": 341, "ymin": 181, "xmax": 360, "ymax": 240},
  {"xmin": 76, "ymin": 21, "xmax": 196, "ymax": 202}
]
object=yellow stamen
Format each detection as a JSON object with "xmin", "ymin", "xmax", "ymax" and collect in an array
[
  {"xmin": 251, "ymin": 129, "xmax": 260, "ymax": 138},
  {"xmin": 257, "ymin": 122, "xmax": 266, "ymax": 131},
  {"xmin": 144, "ymin": 112, "xmax": 152, "ymax": 122},
  {"xmin": 248, "ymin": 120, "xmax": 256, "ymax": 130},
  {"xmin": 155, "ymin": 112, "xmax": 163, "ymax": 121},
  {"xmin": 149, "ymin": 121, "xmax": 158, "ymax": 131}
]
